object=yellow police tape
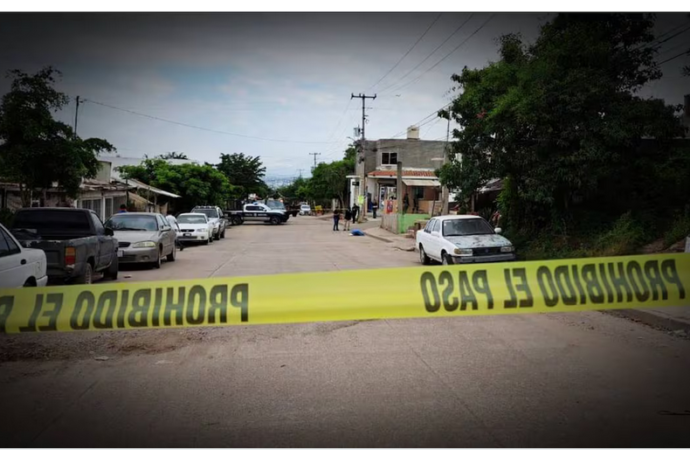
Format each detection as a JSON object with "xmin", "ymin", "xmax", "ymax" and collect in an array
[{"xmin": 0, "ymin": 254, "xmax": 688, "ymax": 334}]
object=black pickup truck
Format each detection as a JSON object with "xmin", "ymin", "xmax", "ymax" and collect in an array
[{"xmin": 12, "ymin": 208, "xmax": 119, "ymax": 284}]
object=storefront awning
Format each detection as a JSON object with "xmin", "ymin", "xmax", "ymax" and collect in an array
[{"xmin": 403, "ymin": 179, "xmax": 441, "ymax": 187}]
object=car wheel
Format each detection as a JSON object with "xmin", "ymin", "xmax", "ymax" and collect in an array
[
  {"xmin": 441, "ymin": 251, "xmax": 454, "ymax": 265},
  {"xmin": 153, "ymin": 248, "xmax": 162, "ymax": 269},
  {"xmin": 270, "ymin": 216, "xmax": 280, "ymax": 225},
  {"xmin": 166, "ymin": 244, "xmax": 176, "ymax": 262},
  {"xmin": 419, "ymin": 245, "xmax": 431, "ymax": 265},
  {"xmin": 23, "ymin": 278, "xmax": 37, "ymax": 287},
  {"xmin": 105, "ymin": 256, "xmax": 119, "ymax": 280},
  {"xmin": 220, "ymin": 229, "xmax": 226, "ymax": 238},
  {"xmin": 202, "ymin": 237, "xmax": 210, "ymax": 245},
  {"xmin": 75, "ymin": 262, "xmax": 93, "ymax": 284}
]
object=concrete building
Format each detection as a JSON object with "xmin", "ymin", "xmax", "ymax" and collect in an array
[{"xmin": 350, "ymin": 126, "xmax": 446, "ymax": 215}]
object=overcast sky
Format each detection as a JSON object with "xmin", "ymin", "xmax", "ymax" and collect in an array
[{"xmin": 0, "ymin": 12, "xmax": 688, "ymax": 181}]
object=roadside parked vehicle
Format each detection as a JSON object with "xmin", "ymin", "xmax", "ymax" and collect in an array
[
  {"xmin": 105, "ymin": 213, "xmax": 176, "ymax": 269},
  {"xmin": 191, "ymin": 206, "xmax": 226, "ymax": 240},
  {"xmin": 227, "ymin": 203, "xmax": 289, "ymax": 225},
  {"xmin": 12, "ymin": 208, "xmax": 118, "ymax": 284},
  {"xmin": 416, "ymin": 215, "xmax": 516, "ymax": 265},
  {"xmin": 176, "ymin": 213, "xmax": 214, "ymax": 245},
  {"xmin": 299, "ymin": 204, "xmax": 312, "ymax": 216},
  {"xmin": 266, "ymin": 199, "xmax": 298, "ymax": 218},
  {"xmin": 0, "ymin": 223, "xmax": 48, "ymax": 288}
]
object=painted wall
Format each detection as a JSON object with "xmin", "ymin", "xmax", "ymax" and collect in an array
[
  {"xmin": 381, "ymin": 213, "xmax": 398, "ymax": 234},
  {"xmin": 398, "ymin": 213, "xmax": 430, "ymax": 234}
]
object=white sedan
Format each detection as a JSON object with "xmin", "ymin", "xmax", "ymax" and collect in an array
[
  {"xmin": 176, "ymin": 213, "xmax": 214, "ymax": 245},
  {"xmin": 416, "ymin": 215, "xmax": 516, "ymax": 265},
  {"xmin": 0, "ymin": 223, "xmax": 48, "ymax": 288}
]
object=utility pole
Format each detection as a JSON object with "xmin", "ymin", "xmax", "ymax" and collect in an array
[
  {"xmin": 73, "ymin": 96, "xmax": 85, "ymax": 137},
  {"xmin": 351, "ymin": 92, "xmax": 376, "ymax": 223},
  {"xmin": 441, "ymin": 105, "xmax": 451, "ymax": 215},
  {"xmin": 309, "ymin": 152, "xmax": 321, "ymax": 170}
]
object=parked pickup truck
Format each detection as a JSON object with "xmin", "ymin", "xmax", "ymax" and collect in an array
[
  {"xmin": 12, "ymin": 208, "xmax": 119, "ymax": 284},
  {"xmin": 226, "ymin": 203, "xmax": 289, "ymax": 225},
  {"xmin": 266, "ymin": 199, "xmax": 299, "ymax": 218}
]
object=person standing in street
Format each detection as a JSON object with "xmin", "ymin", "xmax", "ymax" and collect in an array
[
  {"xmin": 343, "ymin": 208, "xmax": 352, "ymax": 231},
  {"xmin": 352, "ymin": 204, "xmax": 359, "ymax": 223},
  {"xmin": 332, "ymin": 209, "xmax": 341, "ymax": 231},
  {"xmin": 372, "ymin": 201, "xmax": 378, "ymax": 219}
]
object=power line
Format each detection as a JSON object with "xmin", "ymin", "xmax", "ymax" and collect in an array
[
  {"xmin": 657, "ymin": 48, "xmax": 690, "ymax": 65},
  {"xmin": 391, "ymin": 14, "xmax": 496, "ymax": 94},
  {"xmin": 83, "ymin": 98, "xmax": 337, "ymax": 145},
  {"xmin": 388, "ymin": 101, "xmax": 453, "ymax": 139},
  {"xmin": 656, "ymin": 39, "xmax": 690, "ymax": 58},
  {"xmin": 650, "ymin": 24, "xmax": 690, "ymax": 49},
  {"xmin": 378, "ymin": 14, "xmax": 476, "ymax": 95},
  {"xmin": 367, "ymin": 13, "xmax": 443, "ymax": 91}
]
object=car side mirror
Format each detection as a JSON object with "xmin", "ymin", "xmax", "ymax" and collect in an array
[
  {"xmin": 494, "ymin": 227, "xmax": 502, "ymax": 234},
  {"xmin": 105, "ymin": 227, "xmax": 114, "ymax": 236}
]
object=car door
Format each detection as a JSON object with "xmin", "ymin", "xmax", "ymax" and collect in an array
[
  {"xmin": 244, "ymin": 205, "xmax": 260, "ymax": 221},
  {"xmin": 0, "ymin": 226, "xmax": 29, "ymax": 288},
  {"xmin": 258, "ymin": 205, "xmax": 271, "ymax": 222},
  {"xmin": 427, "ymin": 219, "xmax": 443, "ymax": 260},
  {"xmin": 157, "ymin": 215, "xmax": 173, "ymax": 256},
  {"xmin": 89, "ymin": 212, "xmax": 110, "ymax": 271}
]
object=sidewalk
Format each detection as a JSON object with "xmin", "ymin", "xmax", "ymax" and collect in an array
[{"xmin": 364, "ymin": 226, "xmax": 416, "ymax": 251}]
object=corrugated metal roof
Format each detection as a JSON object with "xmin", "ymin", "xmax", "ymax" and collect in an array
[{"xmin": 125, "ymin": 179, "xmax": 181, "ymax": 198}]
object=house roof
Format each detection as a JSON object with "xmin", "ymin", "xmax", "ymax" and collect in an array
[
  {"xmin": 367, "ymin": 170, "xmax": 437, "ymax": 178},
  {"xmin": 124, "ymin": 179, "xmax": 181, "ymax": 198}
]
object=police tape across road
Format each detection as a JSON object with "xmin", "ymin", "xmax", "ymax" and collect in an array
[{"xmin": 0, "ymin": 254, "xmax": 688, "ymax": 334}]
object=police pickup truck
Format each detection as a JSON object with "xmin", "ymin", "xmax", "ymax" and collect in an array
[{"xmin": 226, "ymin": 203, "xmax": 289, "ymax": 225}]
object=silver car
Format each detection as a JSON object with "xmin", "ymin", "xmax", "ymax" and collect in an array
[{"xmin": 105, "ymin": 213, "xmax": 177, "ymax": 268}]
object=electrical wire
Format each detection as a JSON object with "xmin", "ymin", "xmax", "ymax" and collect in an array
[
  {"xmin": 391, "ymin": 14, "xmax": 496, "ymax": 94},
  {"xmin": 378, "ymin": 13, "xmax": 475, "ymax": 95},
  {"xmin": 367, "ymin": 13, "xmax": 443, "ymax": 91},
  {"xmin": 657, "ymin": 48, "xmax": 690, "ymax": 65},
  {"xmin": 84, "ymin": 98, "xmax": 337, "ymax": 145}
]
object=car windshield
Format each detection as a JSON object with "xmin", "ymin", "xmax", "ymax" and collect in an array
[
  {"xmin": 301, "ymin": 205, "xmax": 310, "ymax": 209},
  {"xmin": 267, "ymin": 201, "xmax": 285, "ymax": 209},
  {"xmin": 194, "ymin": 209, "xmax": 218, "ymax": 218},
  {"xmin": 442, "ymin": 218, "xmax": 495, "ymax": 237},
  {"xmin": 105, "ymin": 215, "xmax": 158, "ymax": 231},
  {"xmin": 178, "ymin": 215, "xmax": 207, "ymax": 224}
]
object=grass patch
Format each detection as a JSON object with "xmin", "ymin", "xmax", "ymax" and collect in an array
[{"xmin": 663, "ymin": 214, "xmax": 690, "ymax": 248}]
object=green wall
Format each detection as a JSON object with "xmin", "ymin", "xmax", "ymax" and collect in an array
[{"xmin": 398, "ymin": 213, "xmax": 430, "ymax": 234}]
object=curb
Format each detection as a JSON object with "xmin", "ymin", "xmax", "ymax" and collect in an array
[
  {"xmin": 365, "ymin": 233, "xmax": 393, "ymax": 244},
  {"xmin": 601, "ymin": 309, "xmax": 690, "ymax": 336}
]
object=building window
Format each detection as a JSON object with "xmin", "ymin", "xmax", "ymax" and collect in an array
[
  {"xmin": 382, "ymin": 152, "xmax": 398, "ymax": 165},
  {"xmin": 413, "ymin": 187, "xmax": 424, "ymax": 199}
]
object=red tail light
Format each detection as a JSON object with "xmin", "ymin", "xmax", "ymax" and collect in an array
[{"xmin": 65, "ymin": 247, "xmax": 76, "ymax": 266}]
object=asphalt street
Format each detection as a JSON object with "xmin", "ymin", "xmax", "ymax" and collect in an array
[{"xmin": 1, "ymin": 216, "xmax": 689, "ymax": 447}]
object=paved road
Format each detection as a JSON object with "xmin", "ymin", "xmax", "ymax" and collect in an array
[{"xmin": 1, "ymin": 216, "xmax": 689, "ymax": 447}]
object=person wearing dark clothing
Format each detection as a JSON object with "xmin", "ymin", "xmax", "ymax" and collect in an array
[
  {"xmin": 344, "ymin": 208, "xmax": 352, "ymax": 231},
  {"xmin": 403, "ymin": 193, "xmax": 410, "ymax": 214},
  {"xmin": 333, "ymin": 210, "xmax": 340, "ymax": 231},
  {"xmin": 352, "ymin": 204, "xmax": 359, "ymax": 223},
  {"xmin": 372, "ymin": 201, "xmax": 378, "ymax": 219}
]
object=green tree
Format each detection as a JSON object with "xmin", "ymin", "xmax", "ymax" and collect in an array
[
  {"xmin": 441, "ymin": 14, "xmax": 686, "ymax": 234},
  {"xmin": 118, "ymin": 159, "xmax": 235, "ymax": 211},
  {"xmin": 216, "ymin": 153, "xmax": 268, "ymax": 199},
  {"xmin": 0, "ymin": 67, "xmax": 115, "ymax": 206},
  {"xmin": 160, "ymin": 151, "xmax": 189, "ymax": 160}
]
